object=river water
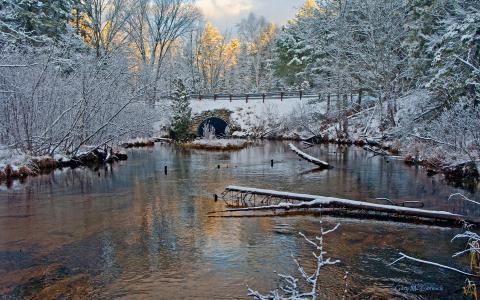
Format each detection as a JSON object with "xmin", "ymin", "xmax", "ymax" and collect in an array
[{"xmin": 0, "ymin": 141, "xmax": 479, "ymax": 299}]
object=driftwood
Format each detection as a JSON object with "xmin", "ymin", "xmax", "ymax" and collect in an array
[
  {"xmin": 363, "ymin": 145, "xmax": 389, "ymax": 157},
  {"xmin": 390, "ymin": 252, "xmax": 480, "ymax": 278},
  {"xmin": 288, "ymin": 143, "xmax": 331, "ymax": 168},
  {"xmin": 301, "ymin": 141, "xmax": 314, "ymax": 149},
  {"xmin": 214, "ymin": 186, "xmax": 479, "ymax": 226}
]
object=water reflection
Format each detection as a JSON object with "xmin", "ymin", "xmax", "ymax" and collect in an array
[{"xmin": 0, "ymin": 142, "xmax": 477, "ymax": 299}]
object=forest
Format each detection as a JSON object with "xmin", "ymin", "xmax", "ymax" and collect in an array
[
  {"xmin": 0, "ymin": 0, "xmax": 479, "ymax": 181},
  {"xmin": 0, "ymin": 0, "xmax": 478, "ymax": 185},
  {"xmin": 0, "ymin": 1, "xmax": 480, "ymax": 299}
]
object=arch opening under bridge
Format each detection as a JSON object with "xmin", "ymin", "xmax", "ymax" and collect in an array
[{"xmin": 197, "ymin": 117, "xmax": 229, "ymax": 137}]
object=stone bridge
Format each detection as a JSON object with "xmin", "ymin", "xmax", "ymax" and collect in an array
[{"xmin": 190, "ymin": 109, "xmax": 236, "ymax": 137}]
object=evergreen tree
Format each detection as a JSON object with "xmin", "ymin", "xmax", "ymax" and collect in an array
[
  {"xmin": 425, "ymin": 0, "xmax": 480, "ymax": 107},
  {"xmin": 170, "ymin": 79, "xmax": 191, "ymax": 141},
  {"xmin": 0, "ymin": 0, "xmax": 72, "ymax": 46}
]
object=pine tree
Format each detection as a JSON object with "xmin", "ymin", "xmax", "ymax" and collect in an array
[
  {"xmin": 425, "ymin": 0, "xmax": 480, "ymax": 107},
  {"xmin": 170, "ymin": 79, "xmax": 192, "ymax": 141},
  {"xmin": 0, "ymin": 0, "xmax": 73, "ymax": 46}
]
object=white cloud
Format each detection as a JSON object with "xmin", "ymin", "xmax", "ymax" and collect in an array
[{"xmin": 196, "ymin": 0, "xmax": 254, "ymax": 18}]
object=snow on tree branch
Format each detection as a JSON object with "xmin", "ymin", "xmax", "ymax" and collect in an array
[{"xmin": 248, "ymin": 223, "xmax": 341, "ymax": 300}]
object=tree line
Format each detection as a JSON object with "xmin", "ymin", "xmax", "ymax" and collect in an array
[{"xmin": 0, "ymin": 0, "xmax": 478, "ymax": 161}]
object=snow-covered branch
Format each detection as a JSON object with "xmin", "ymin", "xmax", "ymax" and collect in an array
[{"xmin": 248, "ymin": 224, "xmax": 341, "ymax": 300}]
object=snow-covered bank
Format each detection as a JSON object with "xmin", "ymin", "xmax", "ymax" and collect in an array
[
  {"xmin": 0, "ymin": 135, "xmax": 174, "ymax": 184},
  {"xmin": 181, "ymin": 138, "xmax": 253, "ymax": 151},
  {"xmin": 190, "ymin": 97, "xmax": 323, "ymax": 139},
  {"xmin": 314, "ymin": 90, "xmax": 480, "ymax": 182},
  {"xmin": 0, "ymin": 146, "xmax": 128, "ymax": 183}
]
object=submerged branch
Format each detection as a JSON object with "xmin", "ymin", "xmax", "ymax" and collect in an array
[{"xmin": 390, "ymin": 252, "xmax": 479, "ymax": 278}]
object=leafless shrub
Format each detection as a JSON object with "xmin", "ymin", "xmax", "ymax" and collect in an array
[{"xmin": 248, "ymin": 223, "xmax": 341, "ymax": 300}]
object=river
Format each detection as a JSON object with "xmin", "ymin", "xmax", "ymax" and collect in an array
[{"xmin": 0, "ymin": 141, "xmax": 478, "ymax": 299}]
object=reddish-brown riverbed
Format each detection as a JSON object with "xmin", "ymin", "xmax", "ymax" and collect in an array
[{"xmin": 0, "ymin": 141, "xmax": 478, "ymax": 299}]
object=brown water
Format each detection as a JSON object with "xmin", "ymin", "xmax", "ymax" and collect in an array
[{"xmin": 0, "ymin": 141, "xmax": 479, "ymax": 299}]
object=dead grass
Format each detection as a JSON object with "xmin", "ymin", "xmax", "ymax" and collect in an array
[
  {"xmin": 122, "ymin": 138, "xmax": 155, "ymax": 148},
  {"xmin": 180, "ymin": 140, "xmax": 252, "ymax": 151},
  {"xmin": 32, "ymin": 157, "xmax": 57, "ymax": 171}
]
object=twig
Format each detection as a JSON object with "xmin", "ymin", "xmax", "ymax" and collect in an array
[{"xmin": 390, "ymin": 252, "xmax": 479, "ymax": 277}]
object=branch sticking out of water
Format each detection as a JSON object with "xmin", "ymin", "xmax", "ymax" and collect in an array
[
  {"xmin": 247, "ymin": 223, "xmax": 341, "ymax": 300},
  {"xmin": 390, "ymin": 252, "xmax": 479, "ymax": 278}
]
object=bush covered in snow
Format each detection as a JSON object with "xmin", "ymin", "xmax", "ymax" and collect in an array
[{"xmin": 0, "ymin": 48, "xmax": 153, "ymax": 156}]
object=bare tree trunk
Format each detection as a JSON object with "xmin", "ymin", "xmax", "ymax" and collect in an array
[{"xmin": 343, "ymin": 93, "xmax": 348, "ymax": 137}]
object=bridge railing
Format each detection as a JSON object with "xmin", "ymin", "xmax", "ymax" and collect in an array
[
  {"xmin": 159, "ymin": 90, "xmax": 365, "ymax": 105},
  {"xmin": 188, "ymin": 91, "xmax": 316, "ymax": 102}
]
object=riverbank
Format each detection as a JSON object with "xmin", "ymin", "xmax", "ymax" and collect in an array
[
  {"xmin": 0, "ymin": 135, "xmax": 477, "ymax": 189},
  {"xmin": 310, "ymin": 136, "xmax": 479, "ymax": 187},
  {"xmin": 180, "ymin": 138, "xmax": 253, "ymax": 151},
  {"xmin": 0, "ymin": 147, "xmax": 128, "ymax": 184}
]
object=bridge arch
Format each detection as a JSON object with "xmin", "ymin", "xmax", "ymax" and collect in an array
[
  {"xmin": 189, "ymin": 109, "xmax": 235, "ymax": 137},
  {"xmin": 197, "ymin": 117, "xmax": 229, "ymax": 137}
]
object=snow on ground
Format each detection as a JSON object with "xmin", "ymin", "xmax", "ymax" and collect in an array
[
  {"xmin": 0, "ymin": 146, "xmax": 29, "ymax": 170},
  {"xmin": 190, "ymin": 138, "xmax": 248, "ymax": 147},
  {"xmin": 190, "ymin": 98, "xmax": 305, "ymax": 115},
  {"xmin": 186, "ymin": 138, "xmax": 252, "ymax": 150},
  {"xmin": 191, "ymin": 97, "xmax": 322, "ymax": 138}
]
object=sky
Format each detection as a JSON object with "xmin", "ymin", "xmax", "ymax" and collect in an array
[{"xmin": 196, "ymin": 0, "xmax": 306, "ymax": 32}]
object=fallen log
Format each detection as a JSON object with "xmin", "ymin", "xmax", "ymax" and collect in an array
[
  {"xmin": 301, "ymin": 141, "xmax": 314, "ymax": 149},
  {"xmin": 154, "ymin": 137, "xmax": 173, "ymax": 143},
  {"xmin": 288, "ymin": 143, "xmax": 331, "ymax": 168},
  {"xmin": 363, "ymin": 146, "xmax": 389, "ymax": 156},
  {"xmin": 217, "ymin": 186, "xmax": 479, "ymax": 225}
]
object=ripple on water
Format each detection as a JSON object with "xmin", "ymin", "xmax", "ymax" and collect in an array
[{"xmin": 0, "ymin": 141, "xmax": 477, "ymax": 299}]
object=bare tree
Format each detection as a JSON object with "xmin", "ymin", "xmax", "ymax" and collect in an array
[
  {"xmin": 237, "ymin": 13, "xmax": 277, "ymax": 92},
  {"xmin": 78, "ymin": 0, "xmax": 133, "ymax": 57},
  {"xmin": 127, "ymin": 0, "xmax": 200, "ymax": 101},
  {"xmin": 0, "ymin": 48, "xmax": 153, "ymax": 156}
]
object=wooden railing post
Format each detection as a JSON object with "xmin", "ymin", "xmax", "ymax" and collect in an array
[
  {"xmin": 262, "ymin": 93, "xmax": 265, "ymax": 103},
  {"xmin": 300, "ymin": 90, "xmax": 303, "ymax": 100},
  {"xmin": 246, "ymin": 94, "xmax": 249, "ymax": 103},
  {"xmin": 280, "ymin": 92, "xmax": 284, "ymax": 101},
  {"xmin": 214, "ymin": 94, "xmax": 217, "ymax": 101},
  {"xmin": 229, "ymin": 94, "xmax": 232, "ymax": 102}
]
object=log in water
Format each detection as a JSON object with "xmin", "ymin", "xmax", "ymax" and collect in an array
[{"xmin": 218, "ymin": 185, "xmax": 478, "ymax": 226}]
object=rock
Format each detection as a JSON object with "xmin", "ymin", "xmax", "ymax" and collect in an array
[
  {"xmin": 443, "ymin": 161, "xmax": 479, "ymax": 181},
  {"xmin": 426, "ymin": 168, "xmax": 438, "ymax": 176},
  {"xmin": 28, "ymin": 274, "xmax": 93, "ymax": 300},
  {"xmin": 74, "ymin": 149, "xmax": 106, "ymax": 165},
  {"xmin": 354, "ymin": 139, "xmax": 366, "ymax": 146},
  {"xmin": 0, "ymin": 263, "xmax": 65, "ymax": 296},
  {"xmin": 404, "ymin": 155, "xmax": 416, "ymax": 165},
  {"xmin": 115, "ymin": 151, "xmax": 128, "ymax": 161}
]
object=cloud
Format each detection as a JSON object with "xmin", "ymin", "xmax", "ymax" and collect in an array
[{"xmin": 196, "ymin": 0, "xmax": 254, "ymax": 18}]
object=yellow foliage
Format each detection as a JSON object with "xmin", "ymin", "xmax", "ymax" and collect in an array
[
  {"xmin": 225, "ymin": 38, "xmax": 240, "ymax": 67},
  {"xmin": 260, "ymin": 23, "xmax": 277, "ymax": 48},
  {"xmin": 297, "ymin": 0, "xmax": 319, "ymax": 18},
  {"xmin": 245, "ymin": 23, "xmax": 276, "ymax": 55},
  {"xmin": 197, "ymin": 22, "xmax": 239, "ymax": 88}
]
